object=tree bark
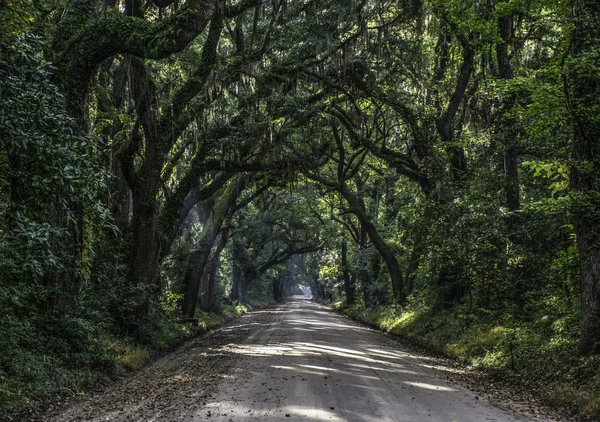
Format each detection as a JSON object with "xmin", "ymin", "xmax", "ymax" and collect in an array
[
  {"xmin": 278, "ymin": 274, "xmax": 286, "ymax": 299},
  {"xmin": 182, "ymin": 176, "xmax": 244, "ymax": 318},
  {"xmin": 341, "ymin": 239, "xmax": 355, "ymax": 305},
  {"xmin": 200, "ymin": 230, "xmax": 229, "ymax": 312},
  {"xmin": 159, "ymin": 172, "xmax": 233, "ymax": 260},
  {"xmin": 339, "ymin": 183, "xmax": 406, "ymax": 305},
  {"xmin": 405, "ymin": 229, "xmax": 426, "ymax": 299},
  {"xmin": 117, "ymin": 5, "xmax": 224, "ymax": 321},
  {"xmin": 128, "ymin": 191, "xmax": 162, "ymax": 319},
  {"xmin": 505, "ymin": 146, "xmax": 520, "ymax": 211},
  {"xmin": 358, "ymin": 224, "xmax": 372, "ymax": 305},
  {"xmin": 436, "ymin": 44, "xmax": 474, "ymax": 181},
  {"xmin": 230, "ymin": 233, "xmax": 246, "ymax": 302},
  {"xmin": 272, "ymin": 276, "xmax": 281, "ymax": 301},
  {"xmin": 59, "ymin": 0, "xmax": 218, "ymax": 123},
  {"xmin": 496, "ymin": 14, "xmax": 521, "ymax": 212},
  {"xmin": 567, "ymin": 0, "xmax": 600, "ymax": 355},
  {"xmin": 272, "ymin": 273, "xmax": 287, "ymax": 301}
]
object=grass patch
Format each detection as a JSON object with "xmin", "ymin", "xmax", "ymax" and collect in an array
[
  {"xmin": 220, "ymin": 303, "xmax": 249, "ymax": 320},
  {"xmin": 109, "ymin": 341, "xmax": 152, "ymax": 371}
]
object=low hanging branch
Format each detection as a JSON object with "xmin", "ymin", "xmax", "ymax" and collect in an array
[
  {"xmin": 329, "ymin": 107, "xmax": 431, "ymax": 192},
  {"xmin": 59, "ymin": 0, "xmax": 262, "ymax": 123}
]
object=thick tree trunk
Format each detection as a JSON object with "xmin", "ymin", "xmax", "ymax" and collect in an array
[
  {"xmin": 230, "ymin": 273, "xmax": 245, "ymax": 302},
  {"xmin": 307, "ymin": 258, "xmax": 323, "ymax": 301},
  {"xmin": 341, "ymin": 239, "xmax": 355, "ymax": 305},
  {"xmin": 182, "ymin": 246, "xmax": 210, "ymax": 318},
  {"xmin": 121, "ymin": 56, "xmax": 165, "ymax": 322},
  {"xmin": 496, "ymin": 14, "xmax": 521, "ymax": 213},
  {"xmin": 577, "ymin": 236, "xmax": 600, "ymax": 354},
  {"xmin": 200, "ymin": 230, "xmax": 229, "ymax": 312},
  {"xmin": 182, "ymin": 177, "xmax": 243, "ymax": 318},
  {"xmin": 505, "ymin": 146, "xmax": 520, "ymax": 211},
  {"xmin": 568, "ymin": 0, "xmax": 600, "ymax": 355},
  {"xmin": 230, "ymin": 235, "xmax": 246, "ymax": 302},
  {"xmin": 180, "ymin": 206, "xmax": 213, "ymax": 318},
  {"xmin": 128, "ymin": 192, "xmax": 161, "ymax": 320},
  {"xmin": 278, "ymin": 275, "xmax": 286, "ymax": 299},
  {"xmin": 112, "ymin": 166, "xmax": 132, "ymax": 234},
  {"xmin": 272, "ymin": 276, "xmax": 281, "ymax": 301},
  {"xmin": 436, "ymin": 260, "xmax": 463, "ymax": 309},
  {"xmin": 358, "ymin": 225, "xmax": 372, "ymax": 305},
  {"xmin": 436, "ymin": 45, "xmax": 474, "ymax": 182},
  {"xmin": 404, "ymin": 229, "xmax": 426, "ymax": 299},
  {"xmin": 339, "ymin": 183, "xmax": 406, "ymax": 305},
  {"xmin": 272, "ymin": 273, "xmax": 287, "ymax": 301}
]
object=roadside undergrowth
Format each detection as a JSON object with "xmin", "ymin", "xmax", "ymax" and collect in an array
[
  {"xmin": 332, "ymin": 300, "xmax": 600, "ymax": 421},
  {"xmin": 0, "ymin": 300, "xmax": 253, "ymax": 421}
]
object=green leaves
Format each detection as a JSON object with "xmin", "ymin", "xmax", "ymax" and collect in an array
[
  {"xmin": 522, "ymin": 161, "xmax": 569, "ymax": 195},
  {"xmin": 0, "ymin": 34, "xmax": 111, "ymax": 296}
]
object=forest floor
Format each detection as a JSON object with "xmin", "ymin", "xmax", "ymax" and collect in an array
[{"xmin": 34, "ymin": 297, "xmax": 570, "ymax": 422}]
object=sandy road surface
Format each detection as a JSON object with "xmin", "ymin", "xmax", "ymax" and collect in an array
[{"xmin": 43, "ymin": 298, "xmax": 556, "ymax": 422}]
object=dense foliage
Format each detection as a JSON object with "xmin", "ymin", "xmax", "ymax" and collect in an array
[{"xmin": 1, "ymin": 0, "xmax": 600, "ymax": 418}]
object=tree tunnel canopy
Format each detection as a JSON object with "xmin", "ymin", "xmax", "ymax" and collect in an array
[{"xmin": 1, "ymin": 0, "xmax": 600, "ymax": 410}]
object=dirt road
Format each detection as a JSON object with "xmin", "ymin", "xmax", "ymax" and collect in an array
[{"xmin": 44, "ymin": 298, "xmax": 557, "ymax": 421}]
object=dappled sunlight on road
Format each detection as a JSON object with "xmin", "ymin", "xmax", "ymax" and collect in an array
[
  {"xmin": 404, "ymin": 381, "xmax": 456, "ymax": 392},
  {"xmin": 282, "ymin": 405, "xmax": 345, "ymax": 421},
  {"xmin": 203, "ymin": 298, "xmax": 525, "ymax": 421},
  {"xmin": 46, "ymin": 297, "xmax": 550, "ymax": 422}
]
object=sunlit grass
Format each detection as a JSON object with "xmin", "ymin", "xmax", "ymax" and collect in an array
[{"xmin": 114, "ymin": 345, "xmax": 151, "ymax": 370}]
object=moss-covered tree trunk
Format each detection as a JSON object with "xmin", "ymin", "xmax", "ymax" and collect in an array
[
  {"xmin": 182, "ymin": 176, "xmax": 243, "ymax": 318},
  {"xmin": 52, "ymin": 0, "xmax": 225, "ymax": 323},
  {"xmin": 128, "ymin": 190, "xmax": 162, "ymax": 319}
]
